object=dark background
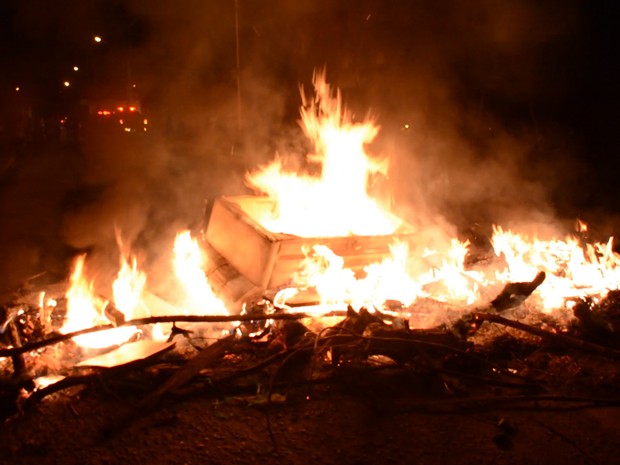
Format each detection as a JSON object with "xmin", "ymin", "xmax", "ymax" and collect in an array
[{"xmin": 0, "ymin": 0, "xmax": 619, "ymax": 291}]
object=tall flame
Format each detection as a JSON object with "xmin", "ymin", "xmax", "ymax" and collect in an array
[
  {"xmin": 113, "ymin": 254, "xmax": 146, "ymax": 317},
  {"xmin": 246, "ymin": 69, "xmax": 396, "ymax": 237}
]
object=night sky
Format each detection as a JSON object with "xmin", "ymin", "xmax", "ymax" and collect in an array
[{"xmin": 1, "ymin": 0, "xmax": 619, "ymax": 225}]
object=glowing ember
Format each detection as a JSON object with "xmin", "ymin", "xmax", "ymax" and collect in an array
[
  {"xmin": 173, "ymin": 230, "xmax": 228, "ymax": 315},
  {"xmin": 33, "ymin": 375, "xmax": 65, "ymax": 390},
  {"xmin": 38, "ymin": 292, "xmax": 56, "ymax": 332}
]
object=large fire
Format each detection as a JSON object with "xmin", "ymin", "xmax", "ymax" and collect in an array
[{"xmin": 58, "ymin": 70, "xmax": 620, "ymax": 352}]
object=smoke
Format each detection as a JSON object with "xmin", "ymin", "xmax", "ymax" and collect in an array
[
  {"xmin": 54, "ymin": 0, "xmax": 590, "ymax": 292},
  {"xmin": 354, "ymin": 0, "xmax": 586, "ymax": 236}
]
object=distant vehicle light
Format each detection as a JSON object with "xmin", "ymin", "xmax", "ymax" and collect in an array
[
  {"xmin": 15, "ymin": 86, "xmax": 20, "ymax": 92},
  {"xmin": 119, "ymin": 119, "xmax": 124, "ymax": 125},
  {"xmin": 94, "ymin": 36, "xmax": 102, "ymax": 43},
  {"xmin": 129, "ymin": 106, "xmax": 136, "ymax": 112},
  {"xmin": 143, "ymin": 119, "xmax": 148, "ymax": 125},
  {"xmin": 73, "ymin": 66, "xmax": 79, "ymax": 71},
  {"xmin": 124, "ymin": 127, "xmax": 132, "ymax": 132},
  {"xmin": 117, "ymin": 107, "xmax": 124, "ymax": 112},
  {"xmin": 63, "ymin": 81, "xmax": 70, "ymax": 87}
]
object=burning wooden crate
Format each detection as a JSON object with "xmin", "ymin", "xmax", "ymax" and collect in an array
[{"xmin": 203, "ymin": 195, "xmax": 417, "ymax": 304}]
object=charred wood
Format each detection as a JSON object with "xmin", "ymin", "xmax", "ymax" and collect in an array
[{"xmin": 491, "ymin": 271, "xmax": 546, "ymax": 311}]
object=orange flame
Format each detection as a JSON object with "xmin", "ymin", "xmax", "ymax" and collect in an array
[
  {"xmin": 246, "ymin": 69, "xmax": 396, "ymax": 237},
  {"xmin": 61, "ymin": 255, "xmax": 136, "ymax": 349},
  {"xmin": 492, "ymin": 226, "xmax": 620, "ymax": 311},
  {"xmin": 173, "ymin": 230, "xmax": 228, "ymax": 315}
]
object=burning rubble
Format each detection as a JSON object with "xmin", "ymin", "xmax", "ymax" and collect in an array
[{"xmin": 2, "ymin": 70, "xmax": 620, "ymax": 427}]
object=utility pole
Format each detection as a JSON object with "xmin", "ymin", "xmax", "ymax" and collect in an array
[{"xmin": 234, "ymin": 0, "xmax": 242, "ymax": 139}]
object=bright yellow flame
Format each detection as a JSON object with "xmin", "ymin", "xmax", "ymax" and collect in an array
[
  {"xmin": 246, "ymin": 69, "xmax": 395, "ymax": 238},
  {"xmin": 294, "ymin": 238, "xmax": 484, "ymax": 312},
  {"xmin": 492, "ymin": 226, "xmax": 620, "ymax": 311},
  {"xmin": 113, "ymin": 255, "xmax": 146, "ymax": 317},
  {"xmin": 61, "ymin": 255, "xmax": 135, "ymax": 349},
  {"xmin": 173, "ymin": 231, "xmax": 228, "ymax": 315}
]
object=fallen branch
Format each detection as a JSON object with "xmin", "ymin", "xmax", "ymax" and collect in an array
[
  {"xmin": 0, "ymin": 312, "xmax": 311, "ymax": 358},
  {"xmin": 474, "ymin": 313, "xmax": 620, "ymax": 359}
]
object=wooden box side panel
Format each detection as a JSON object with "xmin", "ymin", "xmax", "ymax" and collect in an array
[{"xmin": 205, "ymin": 198, "xmax": 280, "ymax": 288}]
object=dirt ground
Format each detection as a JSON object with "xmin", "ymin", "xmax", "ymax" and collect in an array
[{"xmin": 1, "ymin": 364, "xmax": 619, "ymax": 465}]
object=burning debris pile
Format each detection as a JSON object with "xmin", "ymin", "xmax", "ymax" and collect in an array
[{"xmin": 2, "ymin": 71, "xmax": 620, "ymax": 427}]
